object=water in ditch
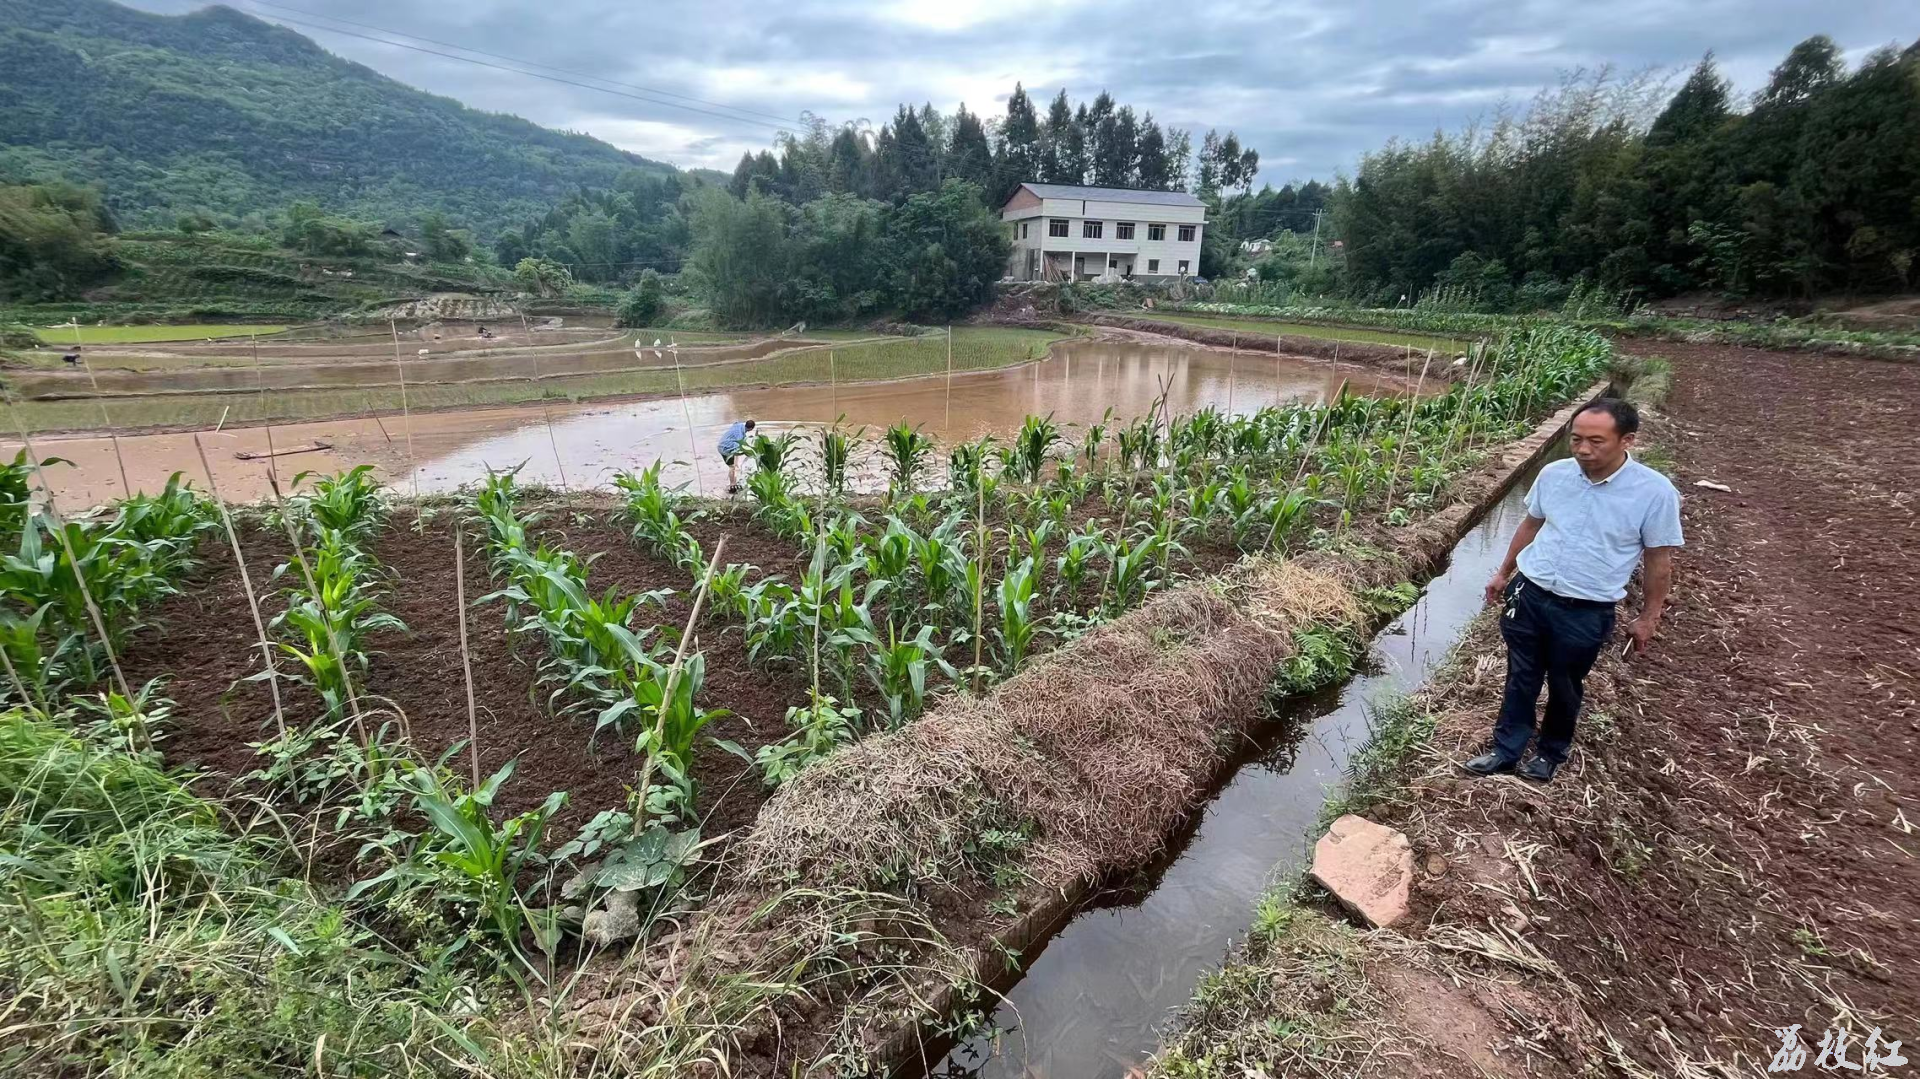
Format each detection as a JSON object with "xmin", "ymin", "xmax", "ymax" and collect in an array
[{"xmin": 931, "ymin": 469, "xmax": 1544, "ymax": 1079}]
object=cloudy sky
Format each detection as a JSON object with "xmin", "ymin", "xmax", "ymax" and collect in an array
[{"xmin": 124, "ymin": 0, "xmax": 1915, "ymax": 186}]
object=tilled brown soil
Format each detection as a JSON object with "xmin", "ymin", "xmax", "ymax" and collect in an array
[{"xmin": 121, "ymin": 509, "xmax": 813, "ymax": 844}]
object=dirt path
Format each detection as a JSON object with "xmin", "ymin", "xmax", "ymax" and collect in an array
[{"xmin": 1150, "ymin": 341, "xmax": 1918, "ymax": 1078}]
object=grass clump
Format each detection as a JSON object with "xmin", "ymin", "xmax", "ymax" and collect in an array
[{"xmin": 0, "ymin": 708, "xmax": 520, "ymax": 1077}]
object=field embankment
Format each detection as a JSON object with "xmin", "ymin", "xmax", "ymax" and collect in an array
[{"xmin": 1149, "ymin": 340, "xmax": 1920, "ymax": 1077}]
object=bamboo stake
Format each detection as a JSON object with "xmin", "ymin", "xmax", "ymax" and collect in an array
[
  {"xmin": 388, "ymin": 320, "xmax": 417, "ymax": 500},
  {"xmin": 454, "ymin": 520, "xmax": 480, "ymax": 787},
  {"xmin": 263, "ymin": 472, "xmax": 369, "ymax": 745},
  {"xmin": 214, "ymin": 404, "xmax": 231, "ymax": 435},
  {"xmin": 69, "ymin": 322, "xmax": 130, "ymax": 499},
  {"xmin": 634, "ymin": 537, "xmax": 725, "ymax": 830},
  {"xmin": 945, "ymin": 325, "xmax": 955, "ymax": 431},
  {"xmin": 250, "ymin": 333, "xmax": 280, "ymax": 492},
  {"xmin": 971, "ymin": 472, "xmax": 985, "ymax": 696},
  {"xmin": 668, "ymin": 339, "xmax": 705, "ymax": 497},
  {"xmin": 3, "ymin": 405, "xmax": 133, "ymax": 703},
  {"xmin": 517, "ymin": 310, "xmax": 571, "ymax": 497},
  {"xmin": 192, "ymin": 434, "xmax": 286, "ymax": 741},
  {"xmin": 829, "ymin": 349, "xmax": 837, "ymax": 418},
  {"xmin": 0, "ymin": 644, "xmax": 49, "ymax": 720},
  {"xmin": 1382, "ymin": 350, "xmax": 1435, "ymax": 514},
  {"xmin": 366, "ymin": 395, "xmax": 393, "ymax": 444}
]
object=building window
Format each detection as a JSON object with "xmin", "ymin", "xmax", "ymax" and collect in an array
[
  {"xmin": 1115, "ymin": 221, "xmax": 1135, "ymax": 240},
  {"xmin": 1178, "ymin": 259, "xmax": 1191, "ymax": 275},
  {"xmin": 1083, "ymin": 220, "xmax": 1103, "ymax": 239},
  {"xmin": 1147, "ymin": 258, "xmax": 1159, "ymax": 273},
  {"xmin": 1178, "ymin": 224, "xmax": 1196, "ymax": 242},
  {"xmin": 1147, "ymin": 223, "xmax": 1166, "ymax": 241},
  {"xmin": 1019, "ymin": 222, "xmax": 1029, "ymax": 239},
  {"xmin": 1049, "ymin": 218, "xmax": 1069, "ymax": 238}
]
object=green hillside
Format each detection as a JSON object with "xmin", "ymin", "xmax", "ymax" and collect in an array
[{"xmin": 0, "ymin": 0, "xmax": 677, "ymax": 236}]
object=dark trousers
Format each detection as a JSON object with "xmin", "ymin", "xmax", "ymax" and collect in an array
[{"xmin": 1493, "ymin": 574, "xmax": 1616, "ymax": 764}]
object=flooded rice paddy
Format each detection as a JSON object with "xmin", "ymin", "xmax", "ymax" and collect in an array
[{"xmin": 12, "ymin": 337, "xmax": 1417, "ymax": 509}]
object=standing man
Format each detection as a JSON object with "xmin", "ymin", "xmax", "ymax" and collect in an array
[
  {"xmin": 718, "ymin": 418, "xmax": 755, "ymax": 494},
  {"xmin": 1468, "ymin": 399, "xmax": 1683, "ymax": 783}
]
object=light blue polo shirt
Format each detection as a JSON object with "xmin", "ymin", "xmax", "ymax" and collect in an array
[{"xmin": 1516, "ymin": 456, "xmax": 1684, "ymax": 602}]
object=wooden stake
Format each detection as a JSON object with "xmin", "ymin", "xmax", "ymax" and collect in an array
[
  {"xmin": 69, "ymin": 322, "xmax": 130, "ymax": 500},
  {"xmin": 971, "ymin": 473, "xmax": 985, "ymax": 695},
  {"xmin": 454, "ymin": 520, "xmax": 480, "ymax": 787},
  {"xmin": 0, "ymin": 642, "xmax": 49, "ymax": 720},
  {"xmin": 1382, "ymin": 350, "xmax": 1435, "ymax": 514},
  {"xmin": 250, "ymin": 333, "xmax": 279, "ymax": 492},
  {"xmin": 388, "ymin": 320, "xmax": 417, "ymax": 500},
  {"xmin": 192, "ymin": 434, "xmax": 286, "ymax": 741},
  {"xmin": 634, "ymin": 537, "xmax": 725, "ymax": 829},
  {"xmin": 668, "ymin": 339, "xmax": 705, "ymax": 497},
  {"xmin": 945, "ymin": 325, "xmax": 954, "ymax": 431},
  {"xmin": 517, "ymin": 310, "xmax": 571, "ymax": 496},
  {"xmin": 3, "ymin": 405, "xmax": 132, "ymax": 703}
]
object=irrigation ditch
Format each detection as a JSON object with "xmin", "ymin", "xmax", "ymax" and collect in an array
[
  {"xmin": 929, "ymin": 451, "xmax": 1554, "ymax": 1076},
  {"xmin": 870, "ymin": 381, "xmax": 1608, "ymax": 1077}
]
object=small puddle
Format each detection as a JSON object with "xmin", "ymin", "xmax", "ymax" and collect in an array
[{"xmin": 931, "ymin": 464, "xmax": 1547, "ymax": 1078}]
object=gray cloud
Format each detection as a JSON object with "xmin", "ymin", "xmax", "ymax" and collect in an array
[{"xmin": 124, "ymin": 0, "xmax": 1917, "ymax": 185}]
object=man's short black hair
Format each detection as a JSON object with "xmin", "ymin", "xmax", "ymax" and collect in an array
[
  {"xmin": 743, "ymin": 419, "xmax": 757, "ymax": 429},
  {"xmin": 1575, "ymin": 398, "xmax": 1639, "ymax": 436}
]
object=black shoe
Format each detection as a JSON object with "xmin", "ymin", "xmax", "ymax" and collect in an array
[
  {"xmin": 1517, "ymin": 756, "xmax": 1560, "ymax": 783},
  {"xmin": 1462, "ymin": 751, "xmax": 1518, "ymax": 777}
]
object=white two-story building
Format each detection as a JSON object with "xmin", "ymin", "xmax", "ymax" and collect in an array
[{"xmin": 1000, "ymin": 182, "xmax": 1206, "ymax": 283}]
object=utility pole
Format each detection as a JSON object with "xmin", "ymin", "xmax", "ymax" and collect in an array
[{"xmin": 1307, "ymin": 208, "xmax": 1326, "ymax": 271}]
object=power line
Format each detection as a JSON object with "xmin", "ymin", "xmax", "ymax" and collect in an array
[
  {"xmin": 238, "ymin": 0, "xmax": 804, "ymax": 128},
  {"xmin": 232, "ymin": 3, "xmax": 799, "ymax": 134}
]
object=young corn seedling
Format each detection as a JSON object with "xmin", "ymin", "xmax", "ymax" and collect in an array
[
  {"xmin": 1053, "ymin": 525, "xmax": 1105, "ymax": 600},
  {"xmin": 818, "ymin": 419, "xmax": 863, "ymax": 496},
  {"xmin": 1009, "ymin": 413, "xmax": 1062, "ymax": 483},
  {"xmin": 291, "ymin": 465, "xmax": 386, "ymax": 542},
  {"xmin": 882, "ymin": 421, "xmax": 936, "ymax": 496},
  {"xmin": 866, "ymin": 622, "xmax": 955, "ymax": 728},
  {"xmin": 994, "ymin": 556, "xmax": 1041, "ymax": 675}
]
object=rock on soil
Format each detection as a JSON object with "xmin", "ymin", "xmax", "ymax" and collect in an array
[{"xmin": 1310, "ymin": 814, "xmax": 1414, "ymax": 928}]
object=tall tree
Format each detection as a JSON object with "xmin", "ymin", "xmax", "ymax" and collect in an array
[
  {"xmin": 1040, "ymin": 91, "xmax": 1077, "ymax": 183},
  {"xmin": 1135, "ymin": 115, "xmax": 1171, "ymax": 190},
  {"xmin": 947, "ymin": 104, "xmax": 995, "ymax": 191},
  {"xmin": 997, "ymin": 83, "xmax": 1043, "ymax": 198}
]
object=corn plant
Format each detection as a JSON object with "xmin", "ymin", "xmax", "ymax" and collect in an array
[
  {"xmin": 818, "ymin": 420, "xmax": 863, "ymax": 496},
  {"xmin": 615, "ymin": 462, "xmax": 704, "ymax": 570},
  {"xmin": 0, "ymin": 451, "xmax": 59, "ymax": 542},
  {"xmin": 107, "ymin": 473, "xmax": 213, "ymax": 572},
  {"xmin": 269, "ymin": 529, "xmax": 406, "ymax": 719},
  {"xmin": 913, "ymin": 511, "xmax": 971, "ymax": 617},
  {"xmin": 866, "ymin": 622, "xmax": 954, "ymax": 728},
  {"xmin": 741, "ymin": 578, "xmax": 804, "ymax": 667},
  {"xmin": 1054, "ymin": 525, "xmax": 1105, "ymax": 600},
  {"xmin": 1081, "ymin": 408, "xmax": 1114, "ymax": 470},
  {"xmin": 755, "ymin": 693, "xmax": 861, "ymax": 787},
  {"xmin": 291, "ymin": 466, "xmax": 385, "ymax": 541},
  {"xmin": 947, "ymin": 436, "xmax": 996, "ymax": 496},
  {"xmin": 748, "ymin": 467, "xmax": 810, "ymax": 540},
  {"xmin": 349, "ymin": 762, "xmax": 567, "ymax": 968},
  {"xmin": 747, "ymin": 430, "xmax": 802, "ymax": 476},
  {"xmin": 626, "ymin": 651, "xmax": 728, "ymax": 823},
  {"xmin": 994, "ymin": 556, "xmax": 1041, "ymax": 675},
  {"xmin": 882, "ymin": 422, "xmax": 936, "ymax": 496},
  {"xmin": 1100, "ymin": 530, "xmax": 1162, "ymax": 615},
  {"xmin": 1008, "ymin": 413, "xmax": 1062, "ymax": 483}
]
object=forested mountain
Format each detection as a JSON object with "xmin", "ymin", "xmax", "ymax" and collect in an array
[{"xmin": 0, "ymin": 0, "xmax": 675, "ymax": 237}]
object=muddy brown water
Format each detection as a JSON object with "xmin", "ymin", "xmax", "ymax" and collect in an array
[
  {"xmin": 10, "ymin": 338, "xmax": 1413, "ymax": 510},
  {"xmin": 14, "ymin": 337, "xmax": 820, "ymax": 396},
  {"xmin": 924, "ymin": 466, "xmax": 1546, "ymax": 1079}
]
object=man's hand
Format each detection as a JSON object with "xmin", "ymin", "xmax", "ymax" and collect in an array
[
  {"xmin": 1625, "ymin": 612, "xmax": 1661, "ymax": 655},
  {"xmin": 1484, "ymin": 569, "xmax": 1511, "ymax": 608}
]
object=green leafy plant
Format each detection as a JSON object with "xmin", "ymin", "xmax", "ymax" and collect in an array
[{"xmin": 882, "ymin": 422, "xmax": 936, "ymax": 496}]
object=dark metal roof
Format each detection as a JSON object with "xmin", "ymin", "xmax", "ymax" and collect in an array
[{"xmin": 1013, "ymin": 183, "xmax": 1204, "ymax": 207}]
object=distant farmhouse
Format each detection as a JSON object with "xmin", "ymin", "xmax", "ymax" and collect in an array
[{"xmin": 999, "ymin": 183, "xmax": 1206, "ymax": 282}]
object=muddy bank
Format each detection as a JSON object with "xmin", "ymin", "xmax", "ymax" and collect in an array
[{"xmin": 1079, "ymin": 314, "xmax": 1465, "ymax": 382}]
